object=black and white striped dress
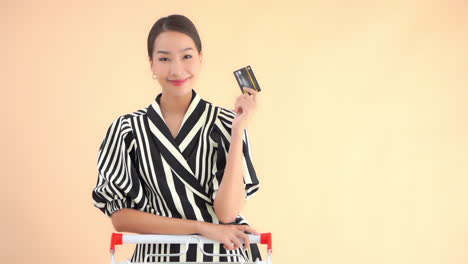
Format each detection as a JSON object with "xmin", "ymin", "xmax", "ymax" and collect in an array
[{"xmin": 92, "ymin": 89, "xmax": 262, "ymax": 263}]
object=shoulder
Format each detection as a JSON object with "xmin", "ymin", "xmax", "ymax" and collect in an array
[
  {"xmin": 204, "ymin": 100, "xmax": 236, "ymax": 126},
  {"xmin": 104, "ymin": 106, "xmax": 149, "ymax": 138},
  {"xmin": 122, "ymin": 106, "xmax": 149, "ymax": 121},
  {"xmin": 117, "ymin": 106, "xmax": 149, "ymax": 129},
  {"xmin": 206, "ymin": 102, "xmax": 239, "ymax": 144}
]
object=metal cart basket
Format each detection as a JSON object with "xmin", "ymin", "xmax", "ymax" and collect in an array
[{"xmin": 109, "ymin": 232, "xmax": 273, "ymax": 264}]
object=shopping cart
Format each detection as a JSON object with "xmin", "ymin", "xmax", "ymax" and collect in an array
[{"xmin": 109, "ymin": 232, "xmax": 273, "ymax": 264}]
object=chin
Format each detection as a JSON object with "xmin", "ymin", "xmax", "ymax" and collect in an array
[{"xmin": 164, "ymin": 83, "xmax": 193, "ymax": 97}]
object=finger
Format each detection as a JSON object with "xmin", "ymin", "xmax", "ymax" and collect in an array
[
  {"xmin": 223, "ymin": 239, "xmax": 234, "ymax": 251},
  {"xmin": 242, "ymin": 225, "xmax": 260, "ymax": 235},
  {"xmin": 238, "ymin": 231, "xmax": 250, "ymax": 251},
  {"xmin": 237, "ymin": 102, "xmax": 251, "ymax": 116},
  {"xmin": 225, "ymin": 238, "xmax": 235, "ymax": 251},
  {"xmin": 234, "ymin": 100, "xmax": 240, "ymax": 111},
  {"xmin": 246, "ymin": 95, "xmax": 256, "ymax": 107},
  {"xmin": 243, "ymin": 87, "xmax": 258, "ymax": 101},
  {"xmin": 235, "ymin": 102, "xmax": 243, "ymax": 114},
  {"xmin": 245, "ymin": 89, "xmax": 258, "ymax": 103},
  {"xmin": 240, "ymin": 97, "xmax": 253, "ymax": 108},
  {"xmin": 232, "ymin": 237, "xmax": 242, "ymax": 251},
  {"xmin": 238, "ymin": 98, "xmax": 254, "ymax": 113},
  {"xmin": 251, "ymin": 90, "xmax": 258, "ymax": 104},
  {"xmin": 239, "ymin": 93, "xmax": 256, "ymax": 107},
  {"xmin": 242, "ymin": 87, "xmax": 258, "ymax": 96},
  {"xmin": 234, "ymin": 98, "xmax": 245, "ymax": 114}
]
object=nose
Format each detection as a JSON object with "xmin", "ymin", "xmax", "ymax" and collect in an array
[{"xmin": 169, "ymin": 59, "xmax": 185, "ymax": 78}]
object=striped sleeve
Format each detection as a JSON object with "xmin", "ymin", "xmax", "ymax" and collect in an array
[
  {"xmin": 91, "ymin": 116, "xmax": 146, "ymax": 218},
  {"xmin": 209, "ymin": 108, "xmax": 260, "ymax": 203}
]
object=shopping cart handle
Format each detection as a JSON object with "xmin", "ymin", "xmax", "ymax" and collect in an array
[
  {"xmin": 260, "ymin": 233, "xmax": 272, "ymax": 251},
  {"xmin": 110, "ymin": 232, "xmax": 273, "ymax": 252},
  {"xmin": 110, "ymin": 233, "xmax": 123, "ymax": 252}
]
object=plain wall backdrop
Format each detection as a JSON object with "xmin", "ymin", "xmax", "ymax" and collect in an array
[{"xmin": 3, "ymin": 0, "xmax": 468, "ymax": 263}]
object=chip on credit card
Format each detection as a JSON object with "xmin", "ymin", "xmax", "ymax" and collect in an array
[{"xmin": 233, "ymin": 65, "xmax": 262, "ymax": 94}]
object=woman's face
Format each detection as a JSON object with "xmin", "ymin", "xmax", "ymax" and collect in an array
[{"xmin": 150, "ymin": 31, "xmax": 203, "ymax": 97}]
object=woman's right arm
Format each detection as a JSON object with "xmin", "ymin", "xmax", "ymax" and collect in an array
[
  {"xmin": 111, "ymin": 208, "xmax": 259, "ymax": 251},
  {"xmin": 111, "ymin": 208, "xmax": 203, "ymax": 235}
]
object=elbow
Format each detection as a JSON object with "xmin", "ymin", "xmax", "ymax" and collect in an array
[
  {"xmin": 111, "ymin": 209, "xmax": 127, "ymax": 232},
  {"xmin": 217, "ymin": 214, "xmax": 238, "ymax": 224},
  {"xmin": 213, "ymin": 195, "xmax": 246, "ymax": 224},
  {"xmin": 213, "ymin": 203, "xmax": 238, "ymax": 224},
  {"xmin": 111, "ymin": 215, "xmax": 122, "ymax": 232}
]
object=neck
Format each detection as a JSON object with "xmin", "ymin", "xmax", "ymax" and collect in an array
[{"xmin": 159, "ymin": 91, "xmax": 192, "ymax": 115}]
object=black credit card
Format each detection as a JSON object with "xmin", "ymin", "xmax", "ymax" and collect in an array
[{"xmin": 233, "ymin": 65, "xmax": 262, "ymax": 94}]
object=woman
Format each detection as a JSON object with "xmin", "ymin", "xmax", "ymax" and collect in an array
[{"xmin": 91, "ymin": 14, "xmax": 262, "ymax": 263}]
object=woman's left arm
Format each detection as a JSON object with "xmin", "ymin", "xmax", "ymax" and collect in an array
[
  {"xmin": 213, "ymin": 87, "xmax": 258, "ymax": 223},
  {"xmin": 213, "ymin": 126, "xmax": 247, "ymax": 223}
]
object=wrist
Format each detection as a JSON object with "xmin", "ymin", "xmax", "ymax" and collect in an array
[
  {"xmin": 231, "ymin": 125, "xmax": 244, "ymax": 136},
  {"xmin": 195, "ymin": 220, "xmax": 211, "ymax": 235}
]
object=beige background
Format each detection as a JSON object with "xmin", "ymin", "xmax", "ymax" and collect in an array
[{"xmin": 3, "ymin": 0, "xmax": 468, "ymax": 263}]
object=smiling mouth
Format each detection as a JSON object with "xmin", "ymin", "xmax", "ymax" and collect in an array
[
  {"xmin": 169, "ymin": 77, "xmax": 190, "ymax": 82},
  {"xmin": 168, "ymin": 77, "xmax": 190, "ymax": 86}
]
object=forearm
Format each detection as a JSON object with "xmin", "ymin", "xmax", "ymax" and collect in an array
[
  {"xmin": 213, "ymin": 127, "xmax": 246, "ymax": 223},
  {"xmin": 112, "ymin": 208, "xmax": 207, "ymax": 235}
]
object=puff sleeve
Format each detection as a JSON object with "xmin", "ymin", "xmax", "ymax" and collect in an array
[
  {"xmin": 91, "ymin": 116, "xmax": 147, "ymax": 218},
  {"xmin": 209, "ymin": 108, "xmax": 260, "ymax": 203}
]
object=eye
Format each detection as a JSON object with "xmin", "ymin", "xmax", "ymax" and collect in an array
[
  {"xmin": 159, "ymin": 57, "xmax": 169, "ymax": 62},
  {"xmin": 184, "ymin": 55, "xmax": 192, "ymax": 59}
]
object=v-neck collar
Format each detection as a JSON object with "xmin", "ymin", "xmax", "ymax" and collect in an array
[
  {"xmin": 149, "ymin": 89, "xmax": 205, "ymax": 144},
  {"xmin": 145, "ymin": 89, "xmax": 212, "ymax": 204}
]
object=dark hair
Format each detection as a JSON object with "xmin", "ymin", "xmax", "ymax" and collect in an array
[{"xmin": 147, "ymin": 14, "xmax": 202, "ymax": 61}]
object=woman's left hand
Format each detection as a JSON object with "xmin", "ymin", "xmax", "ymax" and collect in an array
[{"xmin": 232, "ymin": 87, "xmax": 258, "ymax": 132}]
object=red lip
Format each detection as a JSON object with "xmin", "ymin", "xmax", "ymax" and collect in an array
[{"xmin": 169, "ymin": 78, "xmax": 188, "ymax": 86}]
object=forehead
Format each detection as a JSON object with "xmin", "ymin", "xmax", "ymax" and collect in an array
[{"xmin": 154, "ymin": 31, "xmax": 195, "ymax": 53}]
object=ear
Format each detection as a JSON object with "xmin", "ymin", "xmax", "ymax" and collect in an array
[
  {"xmin": 199, "ymin": 51, "xmax": 203, "ymax": 63},
  {"xmin": 149, "ymin": 57, "xmax": 156, "ymax": 74}
]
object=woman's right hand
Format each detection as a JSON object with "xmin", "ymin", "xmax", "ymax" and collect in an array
[{"xmin": 197, "ymin": 222, "xmax": 260, "ymax": 251}]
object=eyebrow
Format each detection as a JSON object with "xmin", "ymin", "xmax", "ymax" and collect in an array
[{"xmin": 156, "ymin": 47, "xmax": 193, "ymax": 55}]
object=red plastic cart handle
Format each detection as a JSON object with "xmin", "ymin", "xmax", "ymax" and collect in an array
[
  {"xmin": 110, "ymin": 233, "xmax": 122, "ymax": 252},
  {"xmin": 260, "ymin": 232, "xmax": 273, "ymax": 251}
]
